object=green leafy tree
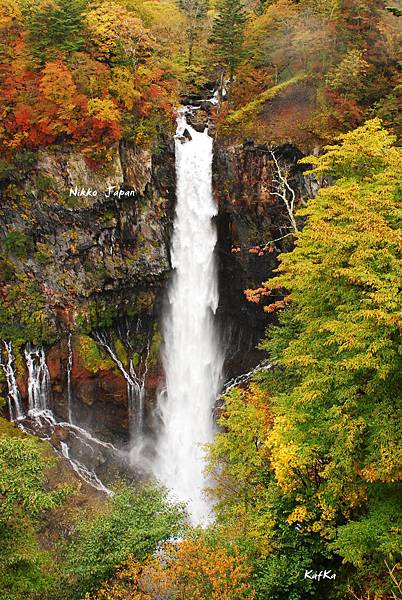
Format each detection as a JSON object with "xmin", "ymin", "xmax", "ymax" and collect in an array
[
  {"xmin": 257, "ymin": 119, "xmax": 402, "ymax": 597},
  {"xmin": 22, "ymin": 0, "xmax": 87, "ymax": 63},
  {"xmin": 211, "ymin": 0, "xmax": 247, "ymax": 80},
  {"xmin": 62, "ymin": 484, "xmax": 186, "ymax": 598},
  {"xmin": 210, "ymin": 119, "xmax": 401, "ymax": 599},
  {"xmin": 0, "ymin": 433, "xmax": 67, "ymax": 598}
]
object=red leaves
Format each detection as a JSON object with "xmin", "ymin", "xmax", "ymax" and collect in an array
[
  {"xmin": 14, "ymin": 103, "xmax": 32, "ymax": 128},
  {"xmin": 0, "ymin": 54, "xmax": 121, "ymax": 159}
]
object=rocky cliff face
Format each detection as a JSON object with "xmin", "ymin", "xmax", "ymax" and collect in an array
[
  {"xmin": 1, "ymin": 133, "xmax": 316, "ymax": 444},
  {"xmin": 213, "ymin": 140, "xmax": 315, "ymax": 376},
  {"xmin": 0, "ymin": 139, "xmax": 176, "ymax": 443}
]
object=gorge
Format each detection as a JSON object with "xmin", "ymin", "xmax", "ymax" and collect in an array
[
  {"xmin": 1, "ymin": 97, "xmax": 297, "ymax": 517},
  {"xmin": 1, "ymin": 1, "xmax": 400, "ymax": 596},
  {"xmin": 0, "ymin": 99, "xmax": 308, "ymax": 504}
]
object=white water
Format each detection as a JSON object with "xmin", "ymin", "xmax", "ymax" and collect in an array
[
  {"xmin": 60, "ymin": 442, "xmax": 112, "ymax": 495},
  {"xmin": 1, "ymin": 341, "xmax": 24, "ymax": 421},
  {"xmin": 154, "ymin": 112, "xmax": 223, "ymax": 526},
  {"xmin": 67, "ymin": 333, "xmax": 73, "ymax": 423},
  {"xmin": 25, "ymin": 343, "xmax": 52, "ymax": 417},
  {"xmin": 94, "ymin": 330, "xmax": 148, "ymax": 440},
  {"xmin": 0, "ymin": 338, "xmax": 115, "ymax": 494}
]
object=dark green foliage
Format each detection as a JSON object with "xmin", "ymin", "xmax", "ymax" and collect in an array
[
  {"xmin": 2, "ymin": 231, "xmax": 33, "ymax": 258},
  {"xmin": 0, "ymin": 434, "xmax": 67, "ymax": 598},
  {"xmin": 386, "ymin": 6, "xmax": 402, "ymax": 17},
  {"xmin": 210, "ymin": 0, "xmax": 247, "ymax": 79},
  {"xmin": 62, "ymin": 484, "xmax": 186, "ymax": 597},
  {"xmin": 330, "ymin": 486, "xmax": 402, "ymax": 589},
  {"xmin": 0, "ymin": 152, "xmax": 38, "ymax": 182},
  {"xmin": 23, "ymin": 0, "xmax": 88, "ymax": 63}
]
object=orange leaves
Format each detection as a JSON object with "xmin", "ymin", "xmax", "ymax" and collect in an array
[
  {"xmin": 39, "ymin": 60, "xmax": 76, "ymax": 104},
  {"xmin": 0, "ymin": 53, "xmax": 122, "ymax": 160},
  {"xmin": 0, "ymin": 3, "xmax": 179, "ymax": 159},
  {"xmin": 90, "ymin": 539, "xmax": 255, "ymax": 600},
  {"xmin": 14, "ymin": 103, "xmax": 32, "ymax": 128},
  {"xmin": 244, "ymin": 287, "xmax": 270, "ymax": 304}
]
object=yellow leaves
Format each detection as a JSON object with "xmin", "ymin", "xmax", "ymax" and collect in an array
[
  {"xmin": 0, "ymin": 0, "xmax": 21, "ymax": 31},
  {"xmin": 90, "ymin": 539, "xmax": 255, "ymax": 600},
  {"xmin": 326, "ymin": 49, "xmax": 370, "ymax": 98},
  {"xmin": 287, "ymin": 504, "xmax": 310, "ymax": 525},
  {"xmin": 39, "ymin": 61, "xmax": 76, "ymax": 105},
  {"xmin": 88, "ymin": 99, "xmax": 120, "ymax": 123},
  {"xmin": 267, "ymin": 415, "xmax": 301, "ymax": 492},
  {"xmin": 244, "ymin": 0, "xmax": 298, "ymax": 45},
  {"xmin": 109, "ymin": 67, "xmax": 141, "ymax": 111},
  {"xmin": 300, "ymin": 118, "xmax": 398, "ymax": 178},
  {"xmin": 85, "ymin": 3, "xmax": 126, "ymax": 58},
  {"xmin": 85, "ymin": 3, "xmax": 152, "ymax": 62}
]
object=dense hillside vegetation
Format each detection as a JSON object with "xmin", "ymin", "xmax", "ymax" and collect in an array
[{"xmin": 0, "ymin": 1, "xmax": 401, "ymax": 599}]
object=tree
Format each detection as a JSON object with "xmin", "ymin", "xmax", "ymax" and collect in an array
[
  {"xmin": 84, "ymin": 3, "xmax": 153, "ymax": 65},
  {"xmin": 257, "ymin": 119, "xmax": 402, "ymax": 596},
  {"xmin": 211, "ymin": 0, "xmax": 247, "ymax": 80},
  {"xmin": 178, "ymin": 0, "xmax": 208, "ymax": 66},
  {"xmin": 62, "ymin": 484, "xmax": 186, "ymax": 597},
  {"xmin": 0, "ymin": 433, "xmax": 67, "ymax": 598},
  {"xmin": 213, "ymin": 119, "xmax": 402, "ymax": 599},
  {"xmin": 269, "ymin": 150, "xmax": 299, "ymax": 233},
  {"xmin": 23, "ymin": 0, "xmax": 87, "ymax": 63},
  {"xmin": 89, "ymin": 536, "xmax": 255, "ymax": 599}
]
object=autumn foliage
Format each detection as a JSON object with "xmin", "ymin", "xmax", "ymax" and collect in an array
[
  {"xmin": 0, "ymin": 0, "xmax": 179, "ymax": 163},
  {"xmin": 219, "ymin": 120, "xmax": 402, "ymax": 598},
  {"xmin": 88, "ymin": 538, "xmax": 255, "ymax": 600}
]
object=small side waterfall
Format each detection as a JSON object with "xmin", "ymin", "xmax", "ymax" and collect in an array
[
  {"xmin": 24, "ymin": 343, "xmax": 52, "ymax": 417},
  {"xmin": 0, "ymin": 338, "xmax": 115, "ymax": 494},
  {"xmin": 153, "ymin": 111, "xmax": 223, "ymax": 525},
  {"xmin": 1, "ymin": 341, "xmax": 24, "ymax": 421},
  {"xmin": 67, "ymin": 333, "xmax": 73, "ymax": 424},
  {"xmin": 94, "ymin": 329, "xmax": 149, "ymax": 440}
]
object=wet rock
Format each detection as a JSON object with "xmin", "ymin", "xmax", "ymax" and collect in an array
[
  {"xmin": 53, "ymin": 424, "xmax": 70, "ymax": 442},
  {"xmin": 76, "ymin": 381, "xmax": 97, "ymax": 406},
  {"xmin": 186, "ymin": 112, "xmax": 208, "ymax": 133}
]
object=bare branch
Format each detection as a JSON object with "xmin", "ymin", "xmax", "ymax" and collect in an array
[{"xmin": 270, "ymin": 150, "xmax": 299, "ymax": 233}]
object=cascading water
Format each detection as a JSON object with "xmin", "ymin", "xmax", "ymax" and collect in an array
[
  {"xmin": 0, "ymin": 338, "xmax": 115, "ymax": 494},
  {"xmin": 1, "ymin": 341, "xmax": 24, "ymax": 421},
  {"xmin": 94, "ymin": 329, "xmax": 149, "ymax": 440},
  {"xmin": 24, "ymin": 343, "xmax": 52, "ymax": 417},
  {"xmin": 153, "ymin": 110, "xmax": 223, "ymax": 526},
  {"xmin": 67, "ymin": 333, "xmax": 73, "ymax": 424}
]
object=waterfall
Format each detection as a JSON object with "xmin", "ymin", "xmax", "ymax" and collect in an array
[
  {"xmin": 94, "ymin": 329, "xmax": 148, "ymax": 440},
  {"xmin": 1, "ymin": 341, "xmax": 24, "ymax": 421},
  {"xmin": 153, "ymin": 111, "xmax": 223, "ymax": 525},
  {"xmin": 24, "ymin": 343, "xmax": 52, "ymax": 417},
  {"xmin": 60, "ymin": 442, "xmax": 112, "ymax": 496},
  {"xmin": 67, "ymin": 333, "xmax": 73, "ymax": 423}
]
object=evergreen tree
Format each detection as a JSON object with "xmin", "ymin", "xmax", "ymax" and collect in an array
[
  {"xmin": 22, "ymin": 0, "xmax": 87, "ymax": 63},
  {"xmin": 211, "ymin": 0, "xmax": 247, "ymax": 80}
]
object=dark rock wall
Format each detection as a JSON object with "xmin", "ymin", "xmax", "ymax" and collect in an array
[
  {"xmin": 0, "ymin": 139, "xmax": 176, "ymax": 441},
  {"xmin": 213, "ymin": 140, "xmax": 312, "ymax": 376},
  {"xmin": 1, "ymin": 134, "xmax": 316, "ymax": 441}
]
